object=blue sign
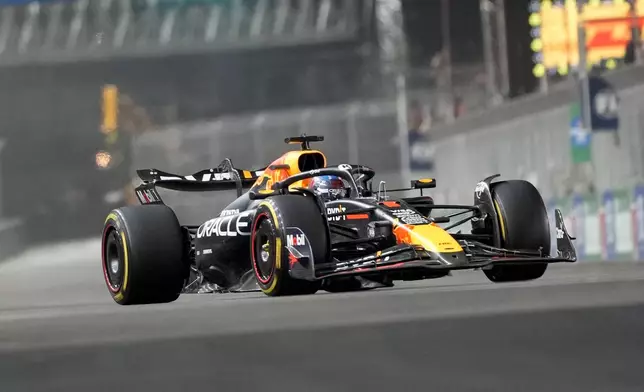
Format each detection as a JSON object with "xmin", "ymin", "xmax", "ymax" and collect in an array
[
  {"xmin": 569, "ymin": 103, "xmax": 592, "ymax": 163},
  {"xmin": 602, "ymin": 190, "xmax": 616, "ymax": 261},
  {"xmin": 570, "ymin": 122, "xmax": 590, "ymax": 148},
  {"xmin": 572, "ymin": 194, "xmax": 585, "ymax": 261},
  {"xmin": 634, "ymin": 185, "xmax": 644, "ymax": 260},
  {"xmin": 586, "ymin": 76, "xmax": 619, "ymax": 132}
]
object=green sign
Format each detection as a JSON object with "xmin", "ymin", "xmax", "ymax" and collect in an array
[{"xmin": 569, "ymin": 103, "xmax": 592, "ymax": 163}]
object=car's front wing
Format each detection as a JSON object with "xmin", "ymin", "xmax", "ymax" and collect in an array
[
  {"xmin": 289, "ymin": 208, "xmax": 578, "ymax": 281},
  {"xmin": 289, "ymin": 243, "xmax": 576, "ymax": 281}
]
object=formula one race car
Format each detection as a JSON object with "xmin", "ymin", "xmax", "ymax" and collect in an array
[{"xmin": 101, "ymin": 135, "xmax": 577, "ymax": 305}]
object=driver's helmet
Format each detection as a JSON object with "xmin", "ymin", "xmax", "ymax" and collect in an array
[{"xmin": 308, "ymin": 175, "xmax": 348, "ymax": 201}]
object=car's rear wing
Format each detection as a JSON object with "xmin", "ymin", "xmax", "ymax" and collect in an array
[{"xmin": 133, "ymin": 158, "xmax": 264, "ymax": 205}]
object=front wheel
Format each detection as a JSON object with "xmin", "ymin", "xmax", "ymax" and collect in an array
[
  {"xmin": 250, "ymin": 196, "xmax": 326, "ymax": 296},
  {"xmin": 483, "ymin": 180, "xmax": 549, "ymax": 283}
]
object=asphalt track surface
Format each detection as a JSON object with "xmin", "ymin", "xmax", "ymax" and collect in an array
[{"xmin": 1, "ymin": 239, "xmax": 644, "ymax": 391}]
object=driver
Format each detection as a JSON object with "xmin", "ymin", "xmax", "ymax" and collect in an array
[{"xmin": 308, "ymin": 175, "xmax": 348, "ymax": 201}]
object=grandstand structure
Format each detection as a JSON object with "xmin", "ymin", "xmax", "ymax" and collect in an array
[
  {"xmin": 0, "ymin": 0, "xmax": 383, "ymax": 246},
  {"xmin": 0, "ymin": 0, "xmax": 492, "ymax": 127},
  {"xmin": 0, "ymin": 0, "xmax": 360, "ymax": 64}
]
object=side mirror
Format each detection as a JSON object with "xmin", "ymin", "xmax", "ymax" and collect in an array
[{"xmin": 411, "ymin": 178, "xmax": 437, "ymax": 189}]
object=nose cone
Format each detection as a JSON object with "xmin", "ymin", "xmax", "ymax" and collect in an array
[
  {"xmin": 393, "ymin": 223, "xmax": 470, "ymax": 266},
  {"xmin": 393, "ymin": 223, "xmax": 463, "ymax": 253}
]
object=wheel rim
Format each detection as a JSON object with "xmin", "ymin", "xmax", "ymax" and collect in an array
[
  {"xmin": 102, "ymin": 227, "xmax": 124, "ymax": 292},
  {"xmin": 252, "ymin": 215, "xmax": 276, "ymax": 284}
]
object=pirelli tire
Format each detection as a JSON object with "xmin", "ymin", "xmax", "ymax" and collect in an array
[
  {"xmin": 484, "ymin": 180, "xmax": 550, "ymax": 283},
  {"xmin": 101, "ymin": 205, "xmax": 188, "ymax": 305},
  {"xmin": 250, "ymin": 195, "xmax": 327, "ymax": 296}
]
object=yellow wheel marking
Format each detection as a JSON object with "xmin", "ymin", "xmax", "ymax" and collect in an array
[
  {"xmin": 120, "ymin": 231, "xmax": 130, "ymax": 292},
  {"xmin": 105, "ymin": 211, "xmax": 129, "ymax": 295},
  {"xmin": 493, "ymin": 200, "xmax": 507, "ymax": 242},
  {"xmin": 105, "ymin": 212, "xmax": 118, "ymax": 225},
  {"xmin": 258, "ymin": 201, "xmax": 281, "ymax": 294}
]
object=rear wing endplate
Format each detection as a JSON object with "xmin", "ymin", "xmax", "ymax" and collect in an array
[{"xmin": 133, "ymin": 158, "xmax": 264, "ymax": 205}]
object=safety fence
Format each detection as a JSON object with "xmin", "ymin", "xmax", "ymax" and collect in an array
[{"xmin": 551, "ymin": 184, "xmax": 644, "ymax": 262}]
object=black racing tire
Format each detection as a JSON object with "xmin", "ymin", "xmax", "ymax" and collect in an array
[
  {"xmin": 101, "ymin": 205, "xmax": 188, "ymax": 305},
  {"xmin": 483, "ymin": 180, "xmax": 550, "ymax": 283},
  {"xmin": 250, "ymin": 195, "xmax": 326, "ymax": 296}
]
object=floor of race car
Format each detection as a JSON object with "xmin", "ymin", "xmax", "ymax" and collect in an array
[{"xmin": 1, "ymin": 238, "xmax": 644, "ymax": 392}]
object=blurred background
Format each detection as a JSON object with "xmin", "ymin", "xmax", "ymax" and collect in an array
[{"xmin": 0, "ymin": 0, "xmax": 643, "ymax": 264}]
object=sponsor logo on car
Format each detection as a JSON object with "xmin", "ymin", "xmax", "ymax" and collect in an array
[
  {"xmin": 197, "ymin": 210, "xmax": 254, "ymax": 238},
  {"xmin": 160, "ymin": 172, "xmax": 234, "ymax": 182},
  {"xmin": 220, "ymin": 209, "xmax": 240, "ymax": 217},
  {"xmin": 556, "ymin": 227, "xmax": 565, "ymax": 239},
  {"xmin": 287, "ymin": 233, "xmax": 306, "ymax": 246},
  {"xmin": 391, "ymin": 208, "xmax": 428, "ymax": 225},
  {"xmin": 327, "ymin": 205, "xmax": 347, "ymax": 221},
  {"xmin": 136, "ymin": 189, "xmax": 161, "ymax": 204}
]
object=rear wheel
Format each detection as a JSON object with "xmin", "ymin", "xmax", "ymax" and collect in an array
[
  {"xmin": 101, "ymin": 205, "xmax": 188, "ymax": 305},
  {"xmin": 251, "ymin": 195, "xmax": 326, "ymax": 296},
  {"xmin": 483, "ymin": 180, "xmax": 550, "ymax": 283}
]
